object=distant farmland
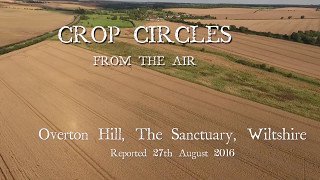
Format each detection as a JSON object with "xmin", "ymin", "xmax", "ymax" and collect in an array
[
  {"xmin": 189, "ymin": 19, "xmax": 320, "ymax": 35},
  {"xmin": 41, "ymin": 1, "xmax": 98, "ymax": 10},
  {"xmin": 166, "ymin": 7, "xmax": 320, "ymax": 35},
  {"xmin": 165, "ymin": 7, "xmax": 320, "ymax": 20},
  {"xmin": 141, "ymin": 21, "xmax": 320, "ymax": 80}
]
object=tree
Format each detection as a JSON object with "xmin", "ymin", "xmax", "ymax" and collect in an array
[
  {"xmin": 268, "ymin": 67, "xmax": 275, "ymax": 72},
  {"xmin": 259, "ymin": 64, "xmax": 266, "ymax": 69},
  {"xmin": 230, "ymin": 25, "xmax": 237, "ymax": 31},
  {"xmin": 317, "ymin": 36, "xmax": 320, "ymax": 45},
  {"xmin": 301, "ymin": 15, "xmax": 305, "ymax": 19},
  {"xmin": 239, "ymin": 26, "xmax": 248, "ymax": 33},
  {"xmin": 291, "ymin": 32, "xmax": 302, "ymax": 42},
  {"xmin": 288, "ymin": 16, "xmax": 292, "ymax": 19},
  {"xmin": 75, "ymin": 8, "xmax": 85, "ymax": 14},
  {"xmin": 80, "ymin": 15, "xmax": 89, "ymax": 20},
  {"xmin": 303, "ymin": 36, "xmax": 316, "ymax": 45}
]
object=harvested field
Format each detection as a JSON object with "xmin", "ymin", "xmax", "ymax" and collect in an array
[
  {"xmin": 144, "ymin": 21, "xmax": 320, "ymax": 79},
  {"xmin": 190, "ymin": 19, "xmax": 320, "ymax": 35},
  {"xmin": 166, "ymin": 7, "xmax": 257, "ymax": 16},
  {"xmin": 0, "ymin": 41, "xmax": 319, "ymax": 179},
  {"xmin": 41, "ymin": 1, "xmax": 98, "ymax": 10},
  {"xmin": 165, "ymin": 7, "xmax": 320, "ymax": 20},
  {"xmin": 0, "ymin": 2, "xmax": 42, "ymax": 10},
  {"xmin": 0, "ymin": 8, "xmax": 74, "ymax": 47},
  {"xmin": 69, "ymin": 31, "xmax": 320, "ymax": 121}
]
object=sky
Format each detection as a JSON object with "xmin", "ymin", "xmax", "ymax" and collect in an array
[{"xmin": 106, "ymin": 0, "xmax": 320, "ymax": 5}]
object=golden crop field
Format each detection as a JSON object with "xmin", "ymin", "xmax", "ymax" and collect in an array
[
  {"xmin": 0, "ymin": 2, "xmax": 42, "ymax": 10},
  {"xmin": 165, "ymin": 7, "xmax": 320, "ymax": 20},
  {"xmin": 0, "ymin": 8, "xmax": 74, "ymax": 47},
  {"xmin": 41, "ymin": 1, "xmax": 98, "ymax": 10},
  {"xmin": 0, "ymin": 41, "xmax": 319, "ymax": 179},
  {"xmin": 1, "ymin": 2, "xmax": 320, "ymax": 179},
  {"xmin": 142, "ymin": 21, "xmax": 320, "ymax": 79},
  {"xmin": 166, "ymin": 7, "xmax": 320, "ymax": 35},
  {"xmin": 190, "ymin": 19, "xmax": 320, "ymax": 35}
]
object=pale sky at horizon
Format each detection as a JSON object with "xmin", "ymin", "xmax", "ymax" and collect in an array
[{"xmin": 101, "ymin": 0, "xmax": 320, "ymax": 5}]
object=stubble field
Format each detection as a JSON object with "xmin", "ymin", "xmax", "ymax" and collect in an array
[
  {"xmin": 143, "ymin": 21, "xmax": 320, "ymax": 80},
  {"xmin": 0, "ymin": 8, "xmax": 74, "ymax": 47},
  {"xmin": 1, "ymin": 3, "xmax": 320, "ymax": 179},
  {"xmin": 0, "ymin": 41, "xmax": 319, "ymax": 179},
  {"xmin": 41, "ymin": 1, "xmax": 98, "ymax": 10},
  {"xmin": 190, "ymin": 19, "xmax": 320, "ymax": 35},
  {"xmin": 165, "ymin": 7, "xmax": 320, "ymax": 20},
  {"xmin": 166, "ymin": 7, "xmax": 320, "ymax": 34}
]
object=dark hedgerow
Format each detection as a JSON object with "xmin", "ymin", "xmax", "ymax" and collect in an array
[{"xmin": 268, "ymin": 67, "xmax": 276, "ymax": 72}]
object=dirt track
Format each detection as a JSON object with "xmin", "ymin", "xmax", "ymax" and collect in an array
[{"xmin": 0, "ymin": 41, "xmax": 319, "ymax": 179}]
